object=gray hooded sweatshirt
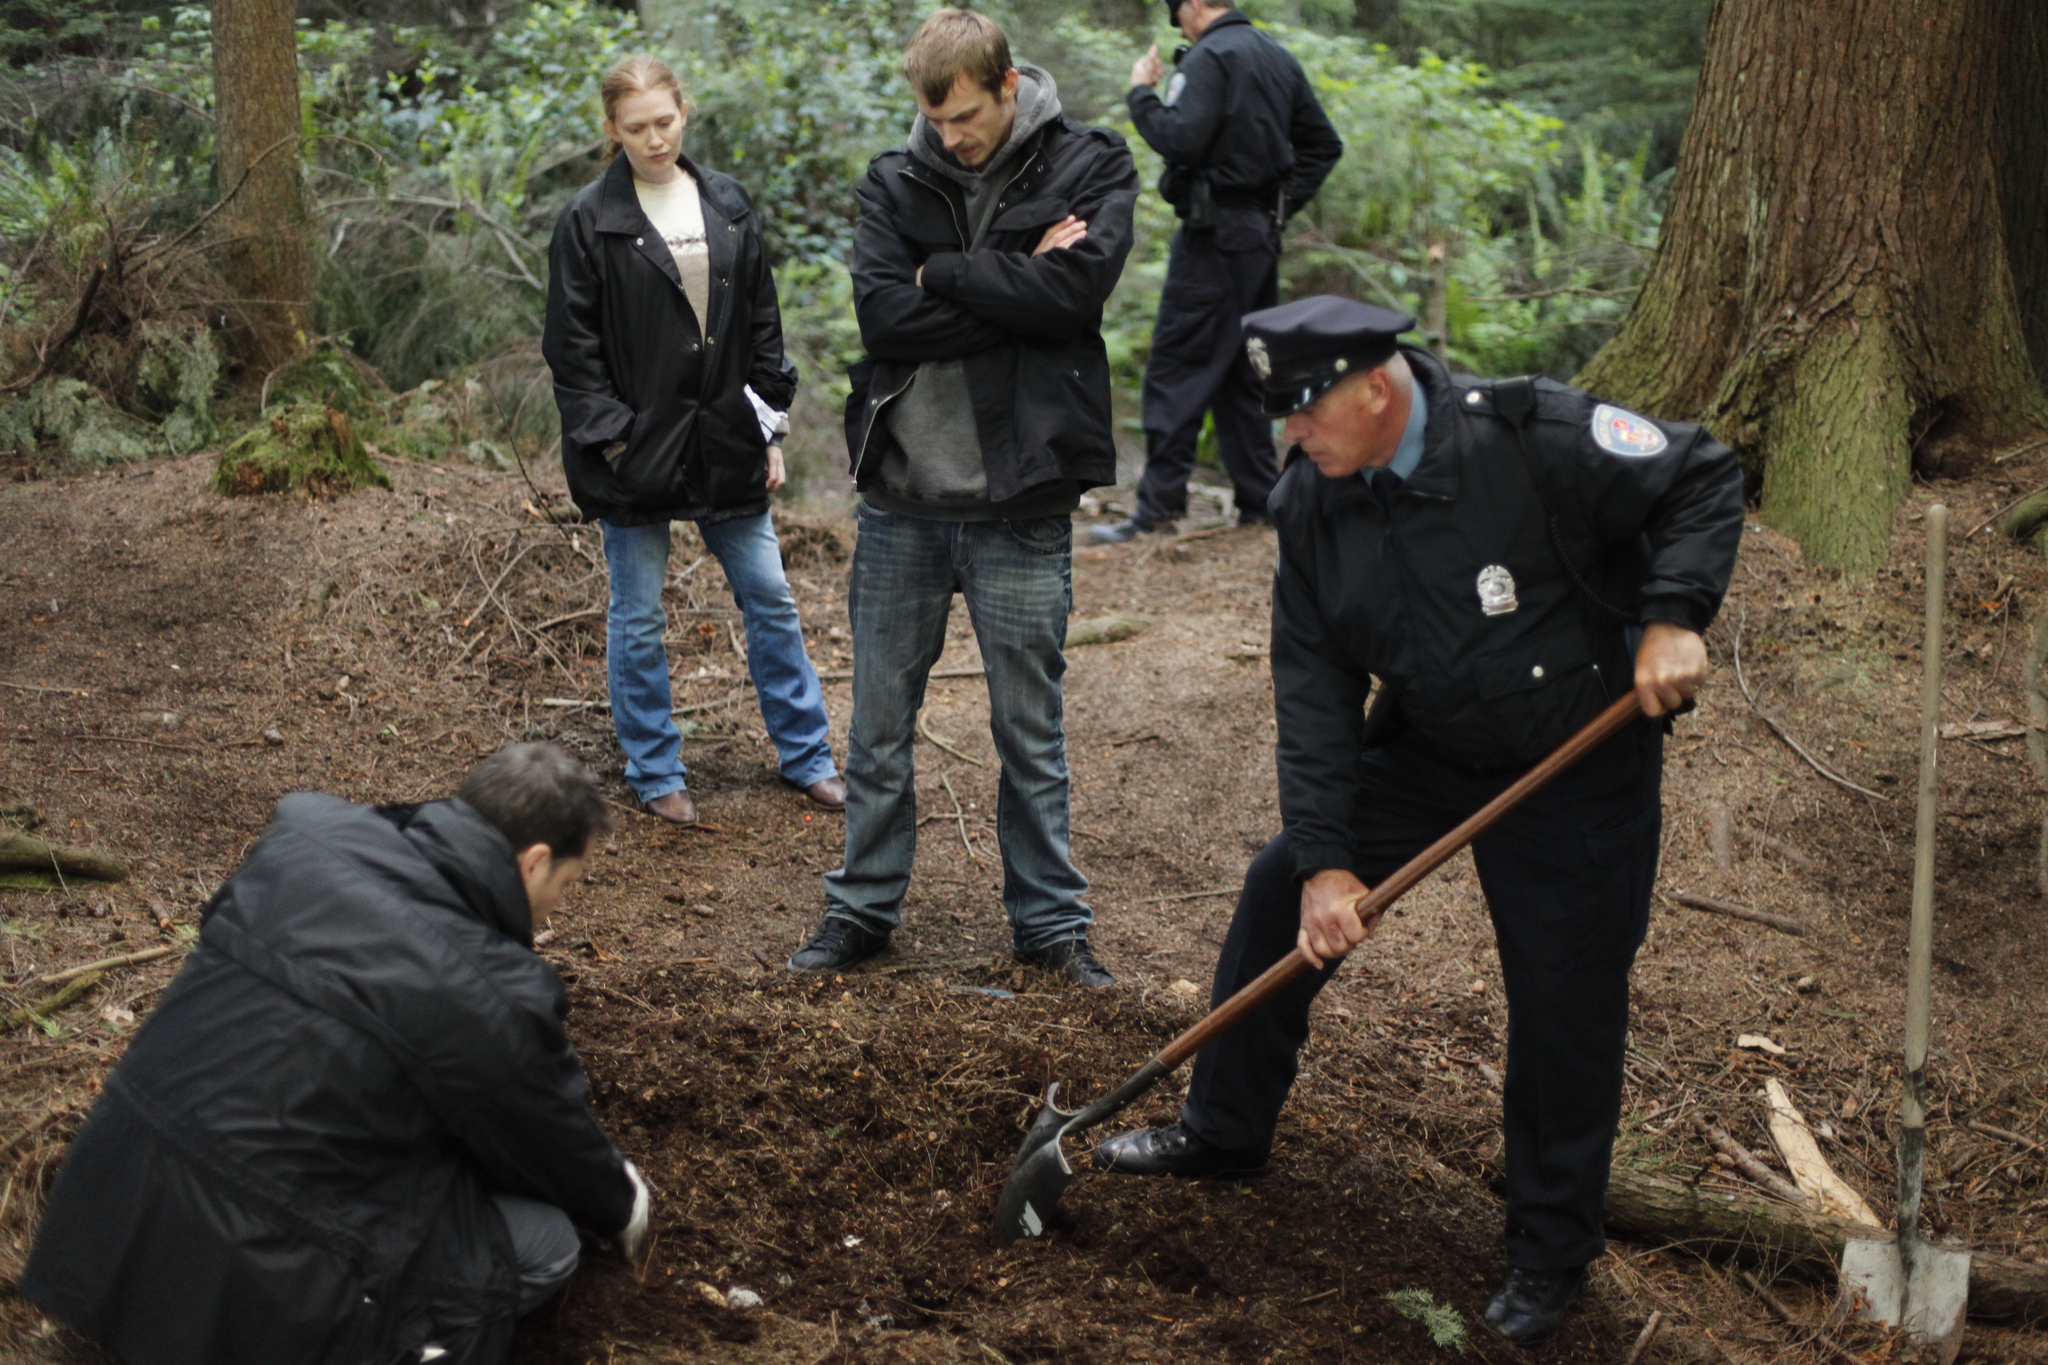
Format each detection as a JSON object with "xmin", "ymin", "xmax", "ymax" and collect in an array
[{"xmin": 870, "ymin": 65, "xmax": 1079, "ymax": 520}]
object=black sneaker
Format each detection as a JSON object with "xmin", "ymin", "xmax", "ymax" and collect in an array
[
  {"xmin": 786, "ymin": 917, "xmax": 890, "ymax": 973},
  {"xmin": 1092, "ymin": 1122, "xmax": 1269, "ymax": 1178},
  {"xmin": 1016, "ymin": 937, "xmax": 1116, "ymax": 987},
  {"xmin": 1482, "ymin": 1265, "xmax": 1586, "ymax": 1345}
]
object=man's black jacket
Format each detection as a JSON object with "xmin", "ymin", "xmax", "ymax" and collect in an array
[
  {"xmin": 1127, "ymin": 10, "xmax": 1342, "ymax": 220},
  {"xmin": 1269, "ymin": 348, "xmax": 1744, "ymax": 880},
  {"xmin": 21, "ymin": 795, "xmax": 634, "ymax": 1365},
  {"xmin": 846, "ymin": 117, "xmax": 1138, "ymax": 500},
  {"xmin": 544, "ymin": 151, "xmax": 798, "ymax": 528}
]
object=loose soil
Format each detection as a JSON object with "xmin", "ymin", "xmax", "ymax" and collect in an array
[{"xmin": 4, "ymin": 447, "xmax": 2048, "ymax": 1364}]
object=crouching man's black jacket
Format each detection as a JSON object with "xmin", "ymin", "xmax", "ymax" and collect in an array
[
  {"xmin": 846, "ymin": 115, "xmax": 1139, "ymax": 500},
  {"xmin": 21, "ymin": 795, "xmax": 634, "ymax": 1365},
  {"xmin": 1270, "ymin": 347, "xmax": 1744, "ymax": 880}
]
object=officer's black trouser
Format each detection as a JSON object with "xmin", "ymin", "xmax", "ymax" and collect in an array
[
  {"xmin": 1134, "ymin": 211, "xmax": 1279, "ymax": 528},
  {"xmin": 1181, "ymin": 717, "xmax": 1663, "ymax": 1272}
]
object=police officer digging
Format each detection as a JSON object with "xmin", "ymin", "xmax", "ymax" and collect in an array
[
  {"xmin": 1091, "ymin": 0, "xmax": 1342, "ymax": 544},
  {"xmin": 1092, "ymin": 297, "xmax": 1744, "ymax": 1345}
]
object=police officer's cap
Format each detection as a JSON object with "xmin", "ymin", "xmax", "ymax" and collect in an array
[{"xmin": 1241, "ymin": 296, "xmax": 1418, "ymax": 417}]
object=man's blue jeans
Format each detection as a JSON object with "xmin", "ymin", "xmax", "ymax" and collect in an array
[
  {"xmin": 601, "ymin": 514, "xmax": 836, "ymax": 801},
  {"xmin": 822, "ymin": 505, "xmax": 1092, "ymax": 954}
]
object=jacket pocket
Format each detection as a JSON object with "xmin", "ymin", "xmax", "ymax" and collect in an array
[{"xmin": 1471, "ymin": 631, "xmax": 1607, "ymax": 765}]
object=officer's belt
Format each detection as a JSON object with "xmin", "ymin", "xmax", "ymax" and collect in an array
[{"xmin": 1212, "ymin": 185, "xmax": 1280, "ymax": 210}]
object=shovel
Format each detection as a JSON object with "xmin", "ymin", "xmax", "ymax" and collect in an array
[
  {"xmin": 1838, "ymin": 503, "xmax": 1970, "ymax": 1360},
  {"xmin": 995, "ymin": 689, "xmax": 1647, "ymax": 1241}
]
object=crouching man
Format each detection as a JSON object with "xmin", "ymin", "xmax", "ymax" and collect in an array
[{"xmin": 20, "ymin": 743, "xmax": 651, "ymax": 1365}]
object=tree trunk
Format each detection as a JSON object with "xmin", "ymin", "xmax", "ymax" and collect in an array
[
  {"xmin": 1576, "ymin": 0, "xmax": 2048, "ymax": 575},
  {"xmin": 211, "ymin": 0, "xmax": 311, "ymax": 374}
]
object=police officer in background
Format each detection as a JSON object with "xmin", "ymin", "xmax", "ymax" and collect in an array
[
  {"xmin": 1090, "ymin": 0, "xmax": 1342, "ymax": 544},
  {"xmin": 1092, "ymin": 297, "xmax": 1744, "ymax": 1345}
]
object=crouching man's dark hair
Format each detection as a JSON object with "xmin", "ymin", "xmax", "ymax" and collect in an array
[{"xmin": 458, "ymin": 743, "xmax": 611, "ymax": 860}]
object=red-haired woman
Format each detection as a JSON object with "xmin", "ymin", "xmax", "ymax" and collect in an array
[{"xmin": 544, "ymin": 54, "xmax": 843, "ymax": 825}]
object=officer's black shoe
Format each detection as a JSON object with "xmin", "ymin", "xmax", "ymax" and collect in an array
[
  {"xmin": 1482, "ymin": 1265, "xmax": 1586, "ymax": 1346},
  {"xmin": 786, "ymin": 917, "xmax": 890, "ymax": 973},
  {"xmin": 1092, "ymin": 1122, "xmax": 1269, "ymax": 1178},
  {"xmin": 1236, "ymin": 507, "xmax": 1272, "ymax": 528},
  {"xmin": 1016, "ymin": 937, "xmax": 1116, "ymax": 988},
  {"xmin": 1086, "ymin": 517, "xmax": 1165, "ymax": 545}
]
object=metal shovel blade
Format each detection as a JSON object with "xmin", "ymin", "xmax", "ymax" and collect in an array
[
  {"xmin": 1840, "ymin": 1235, "xmax": 1970, "ymax": 1362},
  {"xmin": 994, "ymin": 1083, "xmax": 1079, "ymax": 1242}
]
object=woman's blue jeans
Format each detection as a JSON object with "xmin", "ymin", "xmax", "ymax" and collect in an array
[
  {"xmin": 821, "ymin": 505, "xmax": 1091, "ymax": 954},
  {"xmin": 601, "ymin": 514, "xmax": 836, "ymax": 801}
]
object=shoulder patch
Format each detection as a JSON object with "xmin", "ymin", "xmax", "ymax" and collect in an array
[
  {"xmin": 1163, "ymin": 72, "xmax": 1187, "ymax": 106},
  {"xmin": 1590, "ymin": 403, "xmax": 1669, "ymax": 458}
]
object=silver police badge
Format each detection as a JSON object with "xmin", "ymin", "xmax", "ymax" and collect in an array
[
  {"xmin": 1477, "ymin": 564, "xmax": 1519, "ymax": 616},
  {"xmin": 1246, "ymin": 336, "xmax": 1272, "ymax": 380}
]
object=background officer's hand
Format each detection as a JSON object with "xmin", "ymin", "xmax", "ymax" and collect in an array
[
  {"xmin": 1634, "ymin": 621, "xmax": 1708, "ymax": 718},
  {"xmin": 765, "ymin": 444, "xmax": 786, "ymax": 493},
  {"xmin": 1131, "ymin": 45, "xmax": 1164, "ymax": 88},
  {"xmin": 1298, "ymin": 868, "xmax": 1377, "ymax": 969},
  {"xmin": 1033, "ymin": 215, "xmax": 1088, "ymax": 256}
]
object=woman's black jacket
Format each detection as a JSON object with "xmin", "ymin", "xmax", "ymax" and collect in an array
[
  {"xmin": 19, "ymin": 794, "xmax": 634, "ymax": 1365},
  {"xmin": 544, "ymin": 152, "xmax": 798, "ymax": 528}
]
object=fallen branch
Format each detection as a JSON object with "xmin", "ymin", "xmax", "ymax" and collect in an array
[
  {"xmin": 3, "ymin": 969, "xmax": 104, "ymax": 1031},
  {"xmin": 0, "ymin": 832, "xmax": 129, "ymax": 883},
  {"xmin": 1618, "ymin": 1310, "xmax": 1662, "ymax": 1365},
  {"xmin": 939, "ymin": 772, "xmax": 980, "ymax": 864},
  {"xmin": 0, "ymin": 681, "xmax": 90, "ymax": 697},
  {"xmin": 1967, "ymin": 1120, "xmax": 2044, "ymax": 1153},
  {"xmin": 1694, "ymin": 1113, "xmax": 1817, "ymax": 1210},
  {"xmin": 1664, "ymin": 891, "xmax": 1808, "ymax": 936},
  {"xmin": 535, "ymin": 608, "xmax": 603, "ymax": 632},
  {"xmin": 1140, "ymin": 887, "xmax": 1239, "ymax": 904},
  {"xmin": 1592, "ymin": 1162, "xmax": 2048, "ymax": 1319},
  {"xmin": 32, "ymin": 944, "xmax": 178, "ymax": 987},
  {"xmin": 918, "ymin": 715, "xmax": 987, "ymax": 768},
  {"xmin": 1730, "ymin": 611, "xmax": 1891, "ymax": 802}
]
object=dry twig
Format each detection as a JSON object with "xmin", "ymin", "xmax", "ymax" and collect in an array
[
  {"xmin": 1729, "ymin": 611, "xmax": 1891, "ymax": 801},
  {"xmin": 918, "ymin": 714, "xmax": 987, "ymax": 768},
  {"xmin": 1663, "ymin": 891, "xmax": 1808, "ymax": 936}
]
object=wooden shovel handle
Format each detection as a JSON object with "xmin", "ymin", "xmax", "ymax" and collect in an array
[{"xmin": 1156, "ymin": 692, "xmax": 1646, "ymax": 1070}]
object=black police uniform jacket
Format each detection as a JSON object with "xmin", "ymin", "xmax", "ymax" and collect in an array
[
  {"xmin": 544, "ymin": 151, "xmax": 798, "ymax": 528},
  {"xmin": 845, "ymin": 117, "xmax": 1139, "ymax": 500},
  {"xmin": 1126, "ymin": 10, "xmax": 1343, "ymax": 221},
  {"xmin": 1269, "ymin": 347, "xmax": 1744, "ymax": 881},
  {"xmin": 20, "ymin": 795, "xmax": 634, "ymax": 1365}
]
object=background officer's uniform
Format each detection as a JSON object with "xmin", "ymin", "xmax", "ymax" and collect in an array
[
  {"xmin": 1116, "ymin": 8, "xmax": 1341, "ymax": 533},
  {"xmin": 1169, "ymin": 300, "xmax": 1743, "ymax": 1274}
]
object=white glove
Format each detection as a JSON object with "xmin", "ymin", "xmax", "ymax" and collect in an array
[{"xmin": 619, "ymin": 1160, "xmax": 652, "ymax": 1262}]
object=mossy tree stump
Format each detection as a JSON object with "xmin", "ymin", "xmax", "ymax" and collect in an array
[{"xmin": 213, "ymin": 401, "xmax": 389, "ymax": 497}]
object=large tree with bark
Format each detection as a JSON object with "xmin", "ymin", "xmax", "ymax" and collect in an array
[
  {"xmin": 1576, "ymin": 0, "xmax": 2048, "ymax": 574},
  {"xmin": 211, "ymin": 0, "xmax": 311, "ymax": 372}
]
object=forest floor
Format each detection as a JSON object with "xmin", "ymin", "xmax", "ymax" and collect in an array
[{"xmin": 4, "ymin": 444, "xmax": 2048, "ymax": 1364}]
